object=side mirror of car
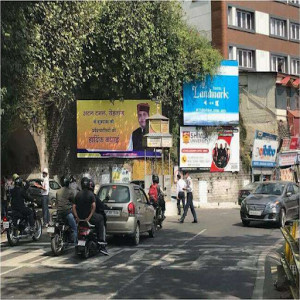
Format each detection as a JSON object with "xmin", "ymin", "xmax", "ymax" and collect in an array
[{"xmin": 287, "ymin": 192, "xmax": 292, "ymax": 197}]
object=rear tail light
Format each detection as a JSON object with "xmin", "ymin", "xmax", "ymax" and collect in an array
[
  {"xmin": 128, "ymin": 202, "xmax": 135, "ymax": 215},
  {"xmin": 2, "ymin": 216, "xmax": 7, "ymax": 222},
  {"xmin": 79, "ymin": 227, "xmax": 90, "ymax": 236}
]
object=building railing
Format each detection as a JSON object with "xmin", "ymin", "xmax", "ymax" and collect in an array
[{"xmin": 280, "ymin": 220, "xmax": 299, "ymax": 299}]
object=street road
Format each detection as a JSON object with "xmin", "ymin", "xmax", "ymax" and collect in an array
[{"xmin": 1, "ymin": 208, "xmax": 285, "ymax": 299}]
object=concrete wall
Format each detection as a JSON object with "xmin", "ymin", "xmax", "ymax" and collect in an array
[{"xmin": 181, "ymin": 0, "xmax": 212, "ymax": 41}]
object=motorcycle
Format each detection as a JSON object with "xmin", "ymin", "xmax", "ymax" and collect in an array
[
  {"xmin": 6, "ymin": 202, "xmax": 42, "ymax": 246},
  {"xmin": 47, "ymin": 211, "xmax": 75, "ymax": 256},
  {"xmin": 150, "ymin": 199, "xmax": 164, "ymax": 229},
  {"xmin": 75, "ymin": 220, "xmax": 103, "ymax": 259}
]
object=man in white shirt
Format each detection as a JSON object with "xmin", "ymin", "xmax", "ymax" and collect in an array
[
  {"xmin": 179, "ymin": 171, "xmax": 198, "ymax": 224},
  {"xmin": 35, "ymin": 168, "xmax": 50, "ymax": 226},
  {"xmin": 176, "ymin": 174, "xmax": 186, "ymax": 215}
]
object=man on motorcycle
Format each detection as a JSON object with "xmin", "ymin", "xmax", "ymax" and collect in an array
[
  {"xmin": 10, "ymin": 176, "xmax": 35, "ymax": 232},
  {"xmin": 56, "ymin": 175, "xmax": 77, "ymax": 243},
  {"xmin": 149, "ymin": 175, "xmax": 166, "ymax": 220},
  {"xmin": 72, "ymin": 177, "xmax": 108, "ymax": 255}
]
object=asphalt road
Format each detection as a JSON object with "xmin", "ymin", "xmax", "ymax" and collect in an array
[{"xmin": 1, "ymin": 208, "xmax": 287, "ymax": 299}]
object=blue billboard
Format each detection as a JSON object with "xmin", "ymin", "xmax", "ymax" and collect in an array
[{"xmin": 183, "ymin": 60, "xmax": 239, "ymax": 126}]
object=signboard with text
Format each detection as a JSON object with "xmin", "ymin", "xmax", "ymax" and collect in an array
[
  {"xmin": 183, "ymin": 60, "xmax": 239, "ymax": 126},
  {"xmin": 252, "ymin": 130, "xmax": 278, "ymax": 168},
  {"xmin": 77, "ymin": 100, "xmax": 161, "ymax": 158},
  {"xmin": 180, "ymin": 127, "xmax": 239, "ymax": 172}
]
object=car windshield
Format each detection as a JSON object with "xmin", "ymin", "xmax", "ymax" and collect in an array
[
  {"xmin": 99, "ymin": 185, "xmax": 130, "ymax": 203},
  {"xmin": 254, "ymin": 183, "xmax": 286, "ymax": 196}
]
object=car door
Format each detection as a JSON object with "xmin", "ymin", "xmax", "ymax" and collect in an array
[
  {"xmin": 140, "ymin": 188, "xmax": 153, "ymax": 229},
  {"xmin": 291, "ymin": 184, "xmax": 299, "ymax": 218},
  {"xmin": 134, "ymin": 188, "xmax": 146, "ymax": 232},
  {"xmin": 284, "ymin": 184, "xmax": 296, "ymax": 219}
]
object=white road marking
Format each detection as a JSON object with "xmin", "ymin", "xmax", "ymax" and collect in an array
[
  {"xmin": 0, "ymin": 265, "xmax": 23, "ymax": 276},
  {"xmin": 107, "ymin": 228, "xmax": 207, "ymax": 300},
  {"xmin": 1, "ymin": 249, "xmax": 46, "ymax": 267}
]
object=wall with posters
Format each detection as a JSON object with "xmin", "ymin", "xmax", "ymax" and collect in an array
[
  {"xmin": 77, "ymin": 100, "xmax": 161, "ymax": 158},
  {"xmin": 183, "ymin": 60, "xmax": 239, "ymax": 126},
  {"xmin": 180, "ymin": 127, "xmax": 239, "ymax": 172},
  {"xmin": 252, "ymin": 130, "xmax": 278, "ymax": 168}
]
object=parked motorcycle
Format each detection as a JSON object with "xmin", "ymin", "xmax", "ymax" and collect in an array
[
  {"xmin": 75, "ymin": 220, "xmax": 103, "ymax": 259},
  {"xmin": 47, "ymin": 212, "xmax": 75, "ymax": 256},
  {"xmin": 6, "ymin": 202, "xmax": 42, "ymax": 246}
]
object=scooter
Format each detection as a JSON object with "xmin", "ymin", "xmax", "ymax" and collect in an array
[
  {"xmin": 47, "ymin": 211, "xmax": 75, "ymax": 256},
  {"xmin": 6, "ymin": 202, "xmax": 42, "ymax": 246},
  {"xmin": 75, "ymin": 220, "xmax": 104, "ymax": 259}
]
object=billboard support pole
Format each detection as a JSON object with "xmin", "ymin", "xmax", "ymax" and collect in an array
[{"xmin": 144, "ymin": 149, "xmax": 146, "ymax": 180}]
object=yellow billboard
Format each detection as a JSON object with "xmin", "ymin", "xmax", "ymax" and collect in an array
[{"xmin": 77, "ymin": 100, "xmax": 161, "ymax": 158}]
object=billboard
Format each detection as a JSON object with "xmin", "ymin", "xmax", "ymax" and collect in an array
[
  {"xmin": 183, "ymin": 60, "xmax": 239, "ymax": 126},
  {"xmin": 278, "ymin": 152, "xmax": 299, "ymax": 167},
  {"xmin": 77, "ymin": 100, "xmax": 161, "ymax": 158},
  {"xmin": 180, "ymin": 127, "xmax": 239, "ymax": 172},
  {"xmin": 252, "ymin": 130, "xmax": 278, "ymax": 168}
]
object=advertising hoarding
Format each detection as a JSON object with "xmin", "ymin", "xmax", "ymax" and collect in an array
[
  {"xmin": 252, "ymin": 130, "xmax": 278, "ymax": 168},
  {"xmin": 77, "ymin": 100, "xmax": 161, "ymax": 158},
  {"xmin": 278, "ymin": 152, "xmax": 299, "ymax": 166},
  {"xmin": 183, "ymin": 60, "xmax": 239, "ymax": 126},
  {"xmin": 179, "ymin": 127, "xmax": 239, "ymax": 172}
]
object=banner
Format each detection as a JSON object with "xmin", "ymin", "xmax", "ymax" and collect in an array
[
  {"xmin": 252, "ymin": 130, "xmax": 278, "ymax": 168},
  {"xmin": 183, "ymin": 60, "xmax": 239, "ymax": 126},
  {"xmin": 112, "ymin": 166, "xmax": 132, "ymax": 183},
  {"xmin": 77, "ymin": 100, "xmax": 161, "ymax": 158},
  {"xmin": 180, "ymin": 127, "xmax": 239, "ymax": 172},
  {"xmin": 278, "ymin": 152, "xmax": 299, "ymax": 166}
]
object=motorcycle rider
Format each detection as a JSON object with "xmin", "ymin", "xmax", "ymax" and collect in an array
[
  {"xmin": 149, "ymin": 175, "xmax": 166, "ymax": 220},
  {"xmin": 72, "ymin": 177, "xmax": 108, "ymax": 255},
  {"xmin": 56, "ymin": 175, "xmax": 77, "ymax": 243},
  {"xmin": 10, "ymin": 176, "xmax": 35, "ymax": 232},
  {"xmin": 69, "ymin": 175, "xmax": 81, "ymax": 195}
]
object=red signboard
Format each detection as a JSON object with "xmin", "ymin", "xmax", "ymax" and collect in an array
[{"xmin": 290, "ymin": 137, "xmax": 300, "ymax": 150}]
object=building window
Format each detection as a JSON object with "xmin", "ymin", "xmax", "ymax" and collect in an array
[
  {"xmin": 290, "ymin": 22, "xmax": 300, "ymax": 40},
  {"xmin": 289, "ymin": 0, "xmax": 300, "ymax": 6},
  {"xmin": 237, "ymin": 48, "xmax": 254, "ymax": 68},
  {"xmin": 229, "ymin": 46, "xmax": 234, "ymax": 60},
  {"xmin": 270, "ymin": 18, "xmax": 287, "ymax": 38},
  {"xmin": 236, "ymin": 9, "xmax": 254, "ymax": 30},
  {"xmin": 271, "ymin": 55, "xmax": 287, "ymax": 73},
  {"xmin": 291, "ymin": 58, "xmax": 300, "ymax": 75}
]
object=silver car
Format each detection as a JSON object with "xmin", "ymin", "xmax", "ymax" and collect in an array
[
  {"xmin": 98, "ymin": 183, "xmax": 156, "ymax": 245},
  {"xmin": 240, "ymin": 181, "xmax": 299, "ymax": 227}
]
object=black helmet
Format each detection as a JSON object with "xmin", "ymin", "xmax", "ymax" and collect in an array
[
  {"xmin": 89, "ymin": 179, "xmax": 95, "ymax": 192},
  {"xmin": 14, "ymin": 177, "xmax": 23, "ymax": 187},
  {"xmin": 81, "ymin": 177, "xmax": 90, "ymax": 190},
  {"xmin": 152, "ymin": 174, "xmax": 159, "ymax": 184},
  {"xmin": 60, "ymin": 175, "xmax": 70, "ymax": 187}
]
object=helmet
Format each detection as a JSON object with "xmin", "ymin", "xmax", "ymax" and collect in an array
[
  {"xmin": 60, "ymin": 175, "xmax": 70, "ymax": 187},
  {"xmin": 14, "ymin": 177, "xmax": 23, "ymax": 187},
  {"xmin": 89, "ymin": 179, "xmax": 95, "ymax": 192},
  {"xmin": 81, "ymin": 177, "xmax": 90, "ymax": 190},
  {"xmin": 12, "ymin": 173, "xmax": 19, "ymax": 181},
  {"xmin": 42, "ymin": 168, "xmax": 49, "ymax": 174},
  {"xmin": 152, "ymin": 174, "xmax": 159, "ymax": 184}
]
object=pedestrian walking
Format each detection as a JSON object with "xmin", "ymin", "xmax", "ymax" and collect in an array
[
  {"xmin": 179, "ymin": 171, "xmax": 198, "ymax": 223},
  {"xmin": 176, "ymin": 174, "xmax": 186, "ymax": 215},
  {"xmin": 35, "ymin": 168, "xmax": 50, "ymax": 227}
]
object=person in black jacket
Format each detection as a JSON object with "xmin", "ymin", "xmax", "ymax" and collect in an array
[{"xmin": 11, "ymin": 177, "xmax": 35, "ymax": 231}]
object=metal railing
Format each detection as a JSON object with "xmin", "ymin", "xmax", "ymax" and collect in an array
[{"xmin": 280, "ymin": 220, "xmax": 299, "ymax": 299}]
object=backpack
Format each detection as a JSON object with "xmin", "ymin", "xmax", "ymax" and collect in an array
[{"xmin": 149, "ymin": 184, "xmax": 158, "ymax": 202}]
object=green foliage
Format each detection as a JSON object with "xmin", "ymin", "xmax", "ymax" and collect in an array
[
  {"xmin": 239, "ymin": 113, "xmax": 251, "ymax": 172},
  {"xmin": 2, "ymin": 1, "xmax": 222, "ymax": 159}
]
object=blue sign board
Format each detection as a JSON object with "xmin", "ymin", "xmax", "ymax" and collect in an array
[{"xmin": 183, "ymin": 60, "xmax": 239, "ymax": 126}]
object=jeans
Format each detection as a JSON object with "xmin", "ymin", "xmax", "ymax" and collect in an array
[
  {"xmin": 177, "ymin": 192, "xmax": 185, "ymax": 215},
  {"xmin": 42, "ymin": 195, "xmax": 50, "ymax": 224},
  {"xmin": 182, "ymin": 192, "xmax": 197, "ymax": 222},
  {"xmin": 14, "ymin": 207, "xmax": 35, "ymax": 227},
  {"xmin": 66, "ymin": 213, "xmax": 77, "ymax": 243}
]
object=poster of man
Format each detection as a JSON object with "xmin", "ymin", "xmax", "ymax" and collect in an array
[{"xmin": 127, "ymin": 103, "xmax": 150, "ymax": 151}]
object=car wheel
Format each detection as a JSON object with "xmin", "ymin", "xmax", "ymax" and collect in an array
[
  {"xmin": 242, "ymin": 219, "xmax": 250, "ymax": 227},
  {"xmin": 131, "ymin": 223, "xmax": 140, "ymax": 246},
  {"xmin": 278, "ymin": 209, "xmax": 286, "ymax": 228},
  {"xmin": 148, "ymin": 220, "xmax": 156, "ymax": 238}
]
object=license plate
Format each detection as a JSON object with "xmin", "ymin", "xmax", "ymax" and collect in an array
[
  {"xmin": 47, "ymin": 227, "xmax": 55, "ymax": 233},
  {"xmin": 249, "ymin": 210, "xmax": 263, "ymax": 216},
  {"xmin": 3, "ymin": 222, "xmax": 9, "ymax": 229},
  {"xmin": 78, "ymin": 240, "xmax": 86, "ymax": 246},
  {"xmin": 105, "ymin": 210, "xmax": 120, "ymax": 217}
]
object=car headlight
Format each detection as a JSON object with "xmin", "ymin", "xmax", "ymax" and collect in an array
[{"xmin": 265, "ymin": 201, "xmax": 279, "ymax": 211}]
